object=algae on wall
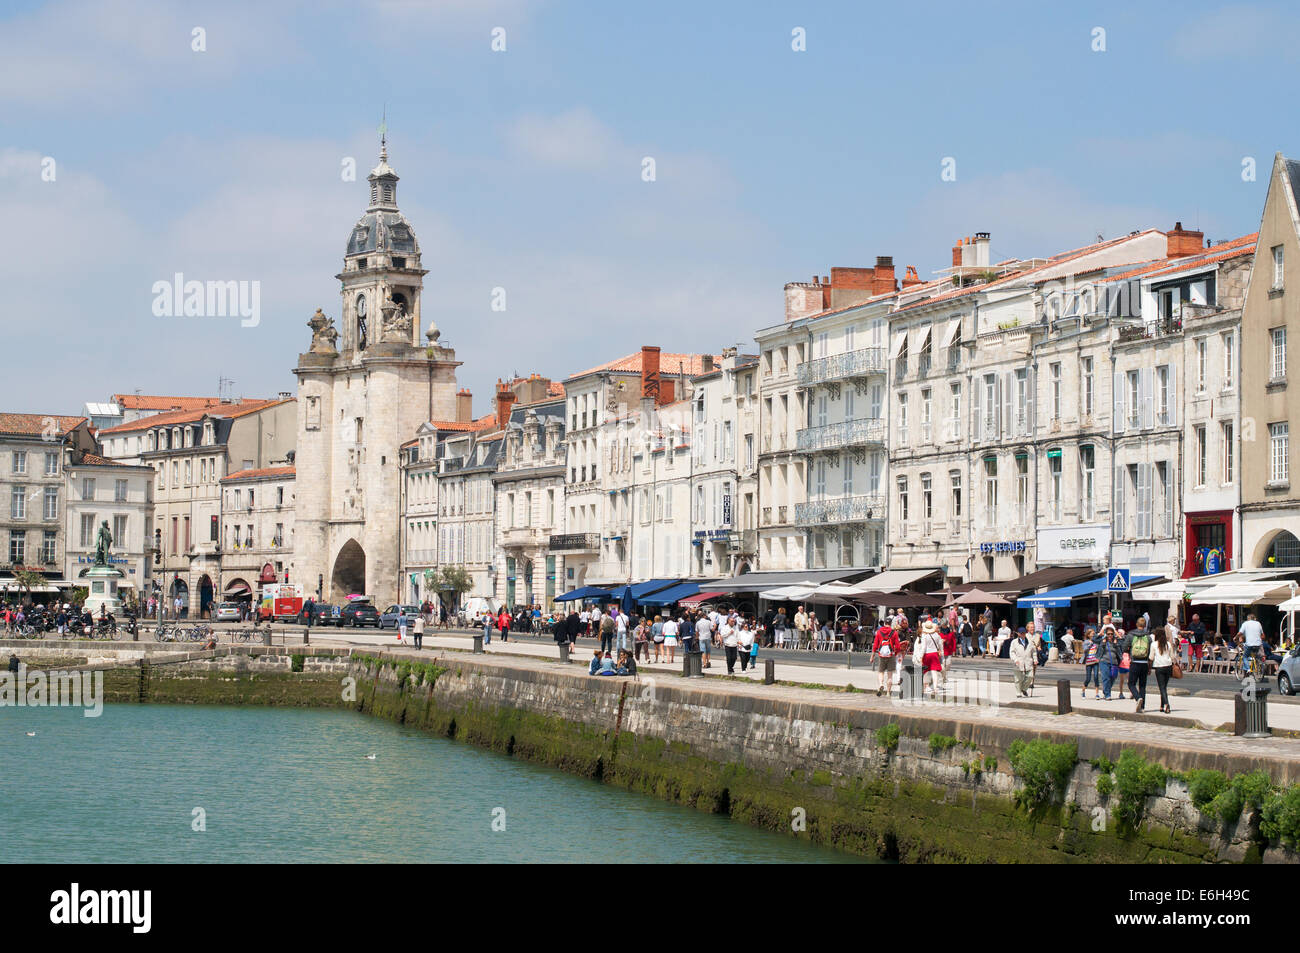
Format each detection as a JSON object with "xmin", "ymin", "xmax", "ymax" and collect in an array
[{"xmin": 348, "ymin": 657, "xmax": 1227, "ymax": 864}]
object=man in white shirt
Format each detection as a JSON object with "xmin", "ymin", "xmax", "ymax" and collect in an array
[
  {"xmin": 719, "ymin": 619, "xmax": 739, "ymax": 673},
  {"xmin": 590, "ymin": 606, "xmax": 602, "ymax": 640},
  {"xmin": 616, "ymin": 611, "xmax": 630, "ymax": 652},
  {"xmin": 695, "ymin": 614, "xmax": 714, "ymax": 668},
  {"xmin": 1240, "ymin": 612, "xmax": 1265, "ymax": 668}
]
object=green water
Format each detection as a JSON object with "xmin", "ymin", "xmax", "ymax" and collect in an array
[{"xmin": 1, "ymin": 705, "xmax": 863, "ymax": 863}]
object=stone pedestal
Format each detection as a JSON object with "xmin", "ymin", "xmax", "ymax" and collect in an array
[{"xmin": 82, "ymin": 564, "xmax": 126, "ymax": 616}]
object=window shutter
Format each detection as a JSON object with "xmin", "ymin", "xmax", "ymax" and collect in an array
[
  {"xmin": 972, "ymin": 382, "xmax": 982, "ymax": 442},
  {"xmin": 1164, "ymin": 462, "xmax": 1175, "ymax": 537},
  {"xmin": 1167, "ymin": 369, "xmax": 1178, "ymax": 428},
  {"xmin": 1003, "ymin": 372, "xmax": 1013, "ymax": 438},
  {"xmin": 1114, "ymin": 463, "xmax": 1125, "ymax": 537},
  {"xmin": 1141, "ymin": 369, "xmax": 1155, "ymax": 430},
  {"xmin": 1113, "ymin": 372, "xmax": 1125, "ymax": 434},
  {"xmin": 1025, "ymin": 367, "xmax": 1036, "ymax": 435}
]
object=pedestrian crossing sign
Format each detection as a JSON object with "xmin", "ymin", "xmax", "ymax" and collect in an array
[{"xmin": 1107, "ymin": 568, "xmax": 1130, "ymax": 593}]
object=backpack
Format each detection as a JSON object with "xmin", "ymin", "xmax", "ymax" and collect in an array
[
  {"xmin": 600, "ymin": 615, "xmax": 615, "ymax": 635},
  {"xmin": 1130, "ymin": 633, "xmax": 1150, "ymax": 660}
]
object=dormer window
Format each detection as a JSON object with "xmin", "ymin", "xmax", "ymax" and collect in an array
[
  {"xmin": 393, "ymin": 257, "xmax": 406, "ymax": 269},
  {"xmin": 356, "ymin": 258, "xmax": 367, "ymax": 270},
  {"xmin": 383, "ymin": 184, "xmax": 393, "ymax": 203}
]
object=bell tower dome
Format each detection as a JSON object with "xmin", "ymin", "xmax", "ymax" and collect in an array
[{"xmin": 336, "ymin": 135, "xmax": 427, "ymax": 353}]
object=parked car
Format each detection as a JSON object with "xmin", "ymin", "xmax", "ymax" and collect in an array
[
  {"xmin": 1278, "ymin": 644, "xmax": 1300, "ymax": 695},
  {"xmin": 214, "ymin": 602, "xmax": 243, "ymax": 623},
  {"xmin": 298, "ymin": 602, "xmax": 339, "ymax": 626},
  {"xmin": 379, "ymin": 604, "xmax": 421, "ymax": 629},
  {"xmin": 338, "ymin": 602, "xmax": 380, "ymax": 628}
]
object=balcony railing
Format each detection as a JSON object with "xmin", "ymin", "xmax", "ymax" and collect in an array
[
  {"xmin": 795, "ymin": 417, "xmax": 886, "ymax": 453},
  {"xmin": 796, "ymin": 347, "xmax": 886, "ymax": 387},
  {"xmin": 795, "ymin": 493, "xmax": 886, "ymax": 525},
  {"xmin": 548, "ymin": 532, "xmax": 600, "ymax": 553}
]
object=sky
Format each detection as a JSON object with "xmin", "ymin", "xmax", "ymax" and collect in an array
[{"xmin": 2, "ymin": 0, "xmax": 1298, "ymax": 416}]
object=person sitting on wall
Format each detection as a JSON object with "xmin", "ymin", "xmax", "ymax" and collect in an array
[
  {"xmin": 594, "ymin": 651, "xmax": 620, "ymax": 676},
  {"xmin": 616, "ymin": 649, "xmax": 637, "ymax": 676},
  {"xmin": 588, "ymin": 648, "xmax": 604, "ymax": 675}
]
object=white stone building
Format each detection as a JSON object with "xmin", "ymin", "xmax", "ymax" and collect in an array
[
  {"xmin": 63, "ymin": 450, "xmax": 154, "ymax": 607},
  {"xmin": 494, "ymin": 394, "xmax": 566, "ymax": 608},
  {"xmin": 219, "ymin": 466, "xmax": 296, "ymax": 602}
]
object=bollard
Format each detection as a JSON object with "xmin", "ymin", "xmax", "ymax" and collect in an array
[
  {"xmin": 1056, "ymin": 679, "xmax": 1072, "ymax": 714},
  {"xmin": 763, "ymin": 657, "xmax": 775, "ymax": 685},
  {"xmin": 262, "ymin": 626, "xmax": 272, "ymax": 647},
  {"xmin": 303, "ymin": 626, "xmax": 310, "ymax": 646},
  {"xmin": 682, "ymin": 651, "xmax": 702, "ymax": 678},
  {"xmin": 473, "ymin": 635, "xmax": 484, "ymax": 654},
  {"xmin": 1235, "ymin": 688, "xmax": 1271, "ymax": 738},
  {"xmin": 558, "ymin": 643, "xmax": 570, "ymax": 664}
]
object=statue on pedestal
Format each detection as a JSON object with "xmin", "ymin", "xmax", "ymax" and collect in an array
[
  {"xmin": 308, "ymin": 308, "xmax": 339, "ymax": 354},
  {"xmin": 380, "ymin": 290, "xmax": 412, "ymax": 342},
  {"xmin": 94, "ymin": 520, "xmax": 113, "ymax": 567}
]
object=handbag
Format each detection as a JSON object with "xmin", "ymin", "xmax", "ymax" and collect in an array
[{"xmin": 1171, "ymin": 661, "xmax": 1183, "ymax": 679}]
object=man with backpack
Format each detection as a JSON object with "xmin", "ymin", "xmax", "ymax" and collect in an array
[
  {"xmin": 599, "ymin": 611, "xmax": 616, "ymax": 655},
  {"xmin": 1121, "ymin": 618, "xmax": 1153, "ymax": 713}
]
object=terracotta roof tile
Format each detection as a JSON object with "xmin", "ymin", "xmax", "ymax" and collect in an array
[
  {"xmin": 111, "ymin": 394, "xmax": 224, "ymax": 412},
  {"xmin": 0, "ymin": 414, "xmax": 89, "ymax": 438},
  {"xmin": 221, "ymin": 466, "xmax": 296, "ymax": 482},
  {"xmin": 568, "ymin": 351, "xmax": 720, "ymax": 380},
  {"xmin": 426, "ymin": 414, "xmax": 498, "ymax": 433},
  {"xmin": 1101, "ymin": 234, "xmax": 1258, "ymax": 284},
  {"xmin": 99, "ymin": 398, "xmax": 288, "ymax": 435}
]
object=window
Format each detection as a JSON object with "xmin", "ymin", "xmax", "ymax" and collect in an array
[
  {"xmin": 950, "ymin": 471, "xmax": 962, "ymax": 519},
  {"xmin": 1050, "ymin": 363, "xmax": 1062, "ymax": 421},
  {"xmin": 921, "ymin": 473, "xmax": 933, "ymax": 532},
  {"xmin": 897, "ymin": 393, "xmax": 908, "ymax": 443},
  {"xmin": 984, "ymin": 458, "xmax": 998, "ymax": 527},
  {"xmin": 10, "ymin": 486, "xmax": 25, "ymax": 520},
  {"xmin": 1156, "ymin": 365, "xmax": 1171, "ymax": 425},
  {"xmin": 920, "ymin": 388, "xmax": 932, "ymax": 440},
  {"xmin": 1082, "ymin": 357, "xmax": 1094, "ymax": 417},
  {"xmin": 12, "ymin": 451, "xmax": 26, "ymax": 474},
  {"xmin": 1195, "ymin": 425, "xmax": 1207, "ymax": 487},
  {"xmin": 9, "ymin": 531, "xmax": 25, "ymax": 565},
  {"xmin": 1015, "ymin": 369, "xmax": 1029, "ymax": 432},
  {"xmin": 842, "ymin": 453, "xmax": 853, "ymax": 496},
  {"xmin": 171, "ymin": 461, "xmax": 179, "ymax": 487},
  {"xmin": 949, "ymin": 382, "xmax": 961, "ymax": 440},
  {"xmin": 1048, "ymin": 451, "xmax": 1062, "ymax": 520},
  {"xmin": 1015, "ymin": 456, "xmax": 1029, "ymax": 524},
  {"xmin": 1127, "ymin": 371, "xmax": 1140, "ymax": 426},
  {"xmin": 1222, "ymin": 421, "xmax": 1234, "ymax": 485},
  {"xmin": 814, "ymin": 460, "xmax": 827, "ymax": 497},
  {"xmin": 81, "ymin": 478, "xmax": 95, "ymax": 500},
  {"xmin": 1196, "ymin": 339, "xmax": 1208, "ymax": 392},
  {"xmin": 1080, "ymin": 445, "xmax": 1096, "ymax": 521},
  {"xmin": 113, "ymin": 515, "xmax": 128, "ymax": 551},
  {"xmin": 43, "ymin": 486, "xmax": 57, "ymax": 520},
  {"xmin": 210, "ymin": 515, "xmax": 219, "ymax": 542},
  {"xmin": 42, "ymin": 530, "xmax": 56, "ymax": 564},
  {"xmin": 1272, "ymin": 327, "xmax": 1287, "ymax": 381},
  {"xmin": 80, "ymin": 513, "xmax": 96, "ymax": 547},
  {"xmin": 897, "ymin": 477, "xmax": 909, "ymax": 523},
  {"xmin": 1273, "ymin": 244, "xmax": 1285, "ymax": 289},
  {"xmin": 1222, "ymin": 332, "xmax": 1236, "ymax": 391},
  {"xmin": 1271, "ymin": 423, "xmax": 1290, "ymax": 484},
  {"xmin": 1113, "ymin": 463, "xmax": 1125, "ymax": 537},
  {"xmin": 44, "ymin": 452, "xmax": 58, "ymax": 476}
]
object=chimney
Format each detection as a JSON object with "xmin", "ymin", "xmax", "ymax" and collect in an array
[
  {"xmin": 952, "ymin": 239, "xmax": 963, "ymax": 268},
  {"xmin": 660, "ymin": 379, "xmax": 675, "ymax": 404},
  {"xmin": 972, "ymin": 232, "xmax": 991, "ymax": 268},
  {"xmin": 640, "ymin": 345, "xmax": 661, "ymax": 404},
  {"xmin": 456, "ymin": 388, "xmax": 472, "ymax": 422},
  {"xmin": 1166, "ymin": 221, "xmax": 1204, "ymax": 259},
  {"xmin": 902, "ymin": 266, "xmax": 923, "ymax": 288},
  {"xmin": 494, "ymin": 380, "xmax": 516, "ymax": 431},
  {"xmin": 873, "ymin": 256, "xmax": 896, "ymax": 295}
]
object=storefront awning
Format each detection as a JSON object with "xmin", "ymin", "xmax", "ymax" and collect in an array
[
  {"xmin": 639, "ymin": 582, "xmax": 701, "ymax": 606},
  {"xmin": 680, "ymin": 590, "xmax": 727, "ymax": 606},
  {"xmin": 759, "ymin": 584, "xmax": 818, "ymax": 601},
  {"xmin": 717, "ymin": 569, "xmax": 863, "ymax": 594},
  {"xmin": 887, "ymin": 330, "xmax": 907, "ymax": 360},
  {"xmin": 864, "ymin": 568, "xmax": 941, "ymax": 593},
  {"xmin": 1130, "ymin": 580, "xmax": 1187, "ymax": 601},
  {"xmin": 941, "ymin": 317, "xmax": 962, "ymax": 349},
  {"xmin": 223, "ymin": 582, "xmax": 251, "ymax": 595},
  {"xmin": 1017, "ymin": 574, "xmax": 1160, "ymax": 608},
  {"xmin": 1190, "ymin": 582, "xmax": 1294, "ymax": 607},
  {"xmin": 982, "ymin": 566, "xmax": 1094, "ymax": 597},
  {"xmin": 555, "ymin": 586, "xmax": 612, "ymax": 602}
]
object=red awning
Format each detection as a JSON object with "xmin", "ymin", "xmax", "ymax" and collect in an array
[
  {"xmin": 680, "ymin": 591, "xmax": 727, "ymax": 605},
  {"xmin": 223, "ymin": 582, "xmax": 250, "ymax": 595}
]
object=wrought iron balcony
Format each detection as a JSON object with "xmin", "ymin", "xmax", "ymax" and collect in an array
[
  {"xmin": 796, "ymin": 417, "xmax": 886, "ymax": 453},
  {"xmin": 796, "ymin": 347, "xmax": 886, "ymax": 387},
  {"xmin": 548, "ymin": 532, "xmax": 600, "ymax": 553},
  {"xmin": 795, "ymin": 493, "xmax": 886, "ymax": 525}
]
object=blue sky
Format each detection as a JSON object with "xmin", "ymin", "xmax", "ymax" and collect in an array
[{"xmin": 2, "ymin": 0, "xmax": 1297, "ymax": 414}]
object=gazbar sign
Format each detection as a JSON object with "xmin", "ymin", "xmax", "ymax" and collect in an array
[{"xmin": 1037, "ymin": 524, "xmax": 1111, "ymax": 564}]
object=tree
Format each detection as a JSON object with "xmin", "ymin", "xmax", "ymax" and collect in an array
[
  {"xmin": 435, "ymin": 566, "xmax": 473, "ymax": 610},
  {"xmin": 12, "ymin": 568, "xmax": 45, "ymax": 604}
]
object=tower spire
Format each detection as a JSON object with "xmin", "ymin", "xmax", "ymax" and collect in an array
[{"xmin": 378, "ymin": 106, "xmax": 388, "ymax": 162}]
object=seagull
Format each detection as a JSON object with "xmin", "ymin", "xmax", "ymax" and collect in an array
[
  {"xmin": 364, "ymin": 753, "xmax": 376, "ymax": 760},
  {"xmin": 25, "ymin": 732, "xmax": 35, "ymax": 737}
]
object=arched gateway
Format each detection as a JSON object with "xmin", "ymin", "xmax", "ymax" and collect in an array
[{"xmin": 331, "ymin": 540, "xmax": 366, "ymax": 600}]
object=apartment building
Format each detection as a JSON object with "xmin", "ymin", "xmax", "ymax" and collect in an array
[
  {"xmin": 100, "ymin": 397, "xmax": 296, "ymax": 617},
  {"xmin": 219, "ymin": 466, "xmax": 296, "ymax": 602},
  {"xmin": 63, "ymin": 450, "xmax": 154, "ymax": 604},
  {"xmin": 0, "ymin": 414, "xmax": 97, "ymax": 596},
  {"xmin": 1241, "ymin": 154, "xmax": 1300, "ymax": 571},
  {"xmin": 494, "ymin": 394, "xmax": 566, "ymax": 608}
]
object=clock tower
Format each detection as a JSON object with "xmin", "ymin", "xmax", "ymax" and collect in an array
[{"xmin": 293, "ymin": 137, "xmax": 462, "ymax": 605}]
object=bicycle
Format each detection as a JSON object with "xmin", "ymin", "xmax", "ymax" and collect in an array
[
  {"xmin": 185, "ymin": 624, "xmax": 213, "ymax": 643},
  {"xmin": 154, "ymin": 623, "xmax": 182, "ymax": 643},
  {"xmin": 14, "ymin": 623, "xmax": 40, "ymax": 640}
]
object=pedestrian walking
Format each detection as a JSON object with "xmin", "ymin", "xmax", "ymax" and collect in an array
[
  {"xmin": 1151, "ymin": 620, "xmax": 1177, "ymax": 714},
  {"xmin": 396, "ymin": 608, "xmax": 407, "ymax": 645},
  {"xmin": 1010, "ymin": 628, "xmax": 1035, "ymax": 698},
  {"xmin": 412, "ymin": 612, "xmax": 424, "ymax": 650},
  {"xmin": 721, "ymin": 617, "xmax": 739, "ymax": 674},
  {"xmin": 871, "ymin": 621, "xmax": 899, "ymax": 696},
  {"xmin": 1081, "ymin": 627, "xmax": 1101, "ymax": 698},
  {"xmin": 1122, "ymin": 618, "xmax": 1152, "ymax": 713},
  {"xmin": 695, "ymin": 613, "xmax": 713, "ymax": 668}
]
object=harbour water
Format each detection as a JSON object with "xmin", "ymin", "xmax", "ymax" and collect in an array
[{"xmin": 2, "ymin": 705, "xmax": 864, "ymax": 863}]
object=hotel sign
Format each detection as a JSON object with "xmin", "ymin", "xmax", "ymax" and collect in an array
[
  {"xmin": 979, "ymin": 540, "xmax": 1026, "ymax": 555},
  {"xmin": 1036, "ymin": 524, "xmax": 1111, "ymax": 563}
]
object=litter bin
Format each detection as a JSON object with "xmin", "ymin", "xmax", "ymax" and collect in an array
[
  {"xmin": 1235, "ymin": 687, "xmax": 1271, "ymax": 738},
  {"xmin": 473, "ymin": 635, "xmax": 484, "ymax": 654},
  {"xmin": 683, "ymin": 651, "xmax": 702, "ymax": 678},
  {"xmin": 262, "ymin": 626, "xmax": 272, "ymax": 647},
  {"xmin": 558, "ymin": 643, "xmax": 570, "ymax": 664}
]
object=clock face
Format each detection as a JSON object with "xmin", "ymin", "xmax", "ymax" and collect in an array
[{"xmin": 357, "ymin": 295, "xmax": 367, "ymax": 318}]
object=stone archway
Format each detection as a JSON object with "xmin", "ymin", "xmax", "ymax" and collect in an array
[
  {"xmin": 331, "ymin": 540, "xmax": 367, "ymax": 601},
  {"xmin": 198, "ymin": 575, "xmax": 215, "ymax": 619},
  {"xmin": 1256, "ymin": 529, "xmax": 1300, "ymax": 569}
]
